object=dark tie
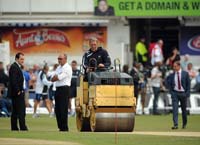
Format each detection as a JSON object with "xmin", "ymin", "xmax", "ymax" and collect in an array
[{"xmin": 177, "ymin": 72, "xmax": 181, "ymax": 90}]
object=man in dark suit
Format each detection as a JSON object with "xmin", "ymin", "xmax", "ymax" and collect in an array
[
  {"xmin": 167, "ymin": 61, "xmax": 190, "ymax": 129},
  {"xmin": 9, "ymin": 52, "xmax": 28, "ymax": 131}
]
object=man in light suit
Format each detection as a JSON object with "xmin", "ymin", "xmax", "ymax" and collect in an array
[
  {"xmin": 9, "ymin": 52, "xmax": 28, "ymax": 131},
  {"xmin": 167, "ymin": 61, "xmax": 190, "ymax": 129}
]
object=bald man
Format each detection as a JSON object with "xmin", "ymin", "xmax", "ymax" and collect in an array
[{"xmin": 51, "ymin": 54, "xmax": 72, "ymax": 131}]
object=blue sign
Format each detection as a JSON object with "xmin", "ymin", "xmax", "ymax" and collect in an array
[{"xmin": 180, "ymin": 27, "xmax": 200, "ymax": 55}]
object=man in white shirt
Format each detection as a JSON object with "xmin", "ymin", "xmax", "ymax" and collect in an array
[
  {"xmin": 51, "ymin": 54, "xmax": 72, "ymax": 132},
  {"xmin": 151, "ymin": 61, "xmax": 163, "ymax": 115},
  {"xmin": 33, "ymin": 65, "xmax": 53, "ymax": 118},
  {"xmin": 151, "ymin": 39, "xmax": 164, "ymax": 66}
]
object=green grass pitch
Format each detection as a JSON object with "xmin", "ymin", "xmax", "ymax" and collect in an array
[{"xmin": 0, "ymin": 114, "xmax": 200, "ymax": 145}]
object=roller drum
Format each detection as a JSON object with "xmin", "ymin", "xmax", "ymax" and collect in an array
[{"xmin": 93, "ymin": 113, "xmax": 135, "ymax": 132}]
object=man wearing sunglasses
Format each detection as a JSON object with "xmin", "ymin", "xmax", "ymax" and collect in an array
[{"xmin": 51, "ymin": 54, "xmax": 72, "ymax": 132}]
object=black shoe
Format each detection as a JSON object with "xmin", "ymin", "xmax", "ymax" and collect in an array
[
  {"xmin": 153, "ymin": 112, "xmax": 161, "ymax": 115},
  {"xmin": 11, "ymin": 129, "xmax": 19, "ymax": 131},
  {"xmin": 59, "ymin": 129, "xmax": 68, "ymax": 132},
  {"xmin": 20, "ymin": 128, "xmax": 28, "ymax": 131},
  {"xmin": 182, "ymin": 125, "xmax": 186, "ymax": 129},
  {"xmin": 171, "ymin": 126, "xmax": 178, "ymax": 129},
  {"xmin": 59, "ymin": 130, "xmax": 68, "ymax": 132}
]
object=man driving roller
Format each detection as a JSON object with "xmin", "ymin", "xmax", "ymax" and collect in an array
[{"xmin": 82, "ymin": 37, "xmax": 111, "ymax": 73}]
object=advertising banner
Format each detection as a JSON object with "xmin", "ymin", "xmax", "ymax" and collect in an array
[
  {"xmin": 180, "ymin": 27, "xmax": 200, "ymax": 55},
  {"xmin": 2, "ymin": 27, "xmax": 107, "ymax": 55},
  {"xmin": 94, "ymin": 0, "xmax": 200, "ymax": 16},
  {"xmin": 0, "ymin": 41, "xmax": 10, "ymax": 69}
]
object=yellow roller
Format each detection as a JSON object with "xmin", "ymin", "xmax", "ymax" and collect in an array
[{"xmin": 76, "ymin": 68, "xmax": 136, "ymax": 132}]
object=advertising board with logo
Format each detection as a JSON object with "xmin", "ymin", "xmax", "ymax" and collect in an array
[
  {"xmin": 2, "ymin": 27, "xmax": 107, "ymax": 55},
  {"xmin": 180, "ymin": 27, "xmax": 200, "ymax": 55},
  {"xmin": 94, "ymin": 0, "xmax": 200, "ymax": 16}
]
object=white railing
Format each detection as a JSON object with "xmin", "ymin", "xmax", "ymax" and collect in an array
[{"xmin": 0, "ymin": 0, "xmax": 94, "ymax": 14}]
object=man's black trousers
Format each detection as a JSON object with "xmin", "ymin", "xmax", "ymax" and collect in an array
[{"xmin": 55, "ymin": 86, "xmax": 69, "ymax": 131}]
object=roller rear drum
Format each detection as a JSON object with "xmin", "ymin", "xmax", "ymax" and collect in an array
[{"xmin": 90, "ymin": 112, "xmax": 135, "ymax": 132}]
